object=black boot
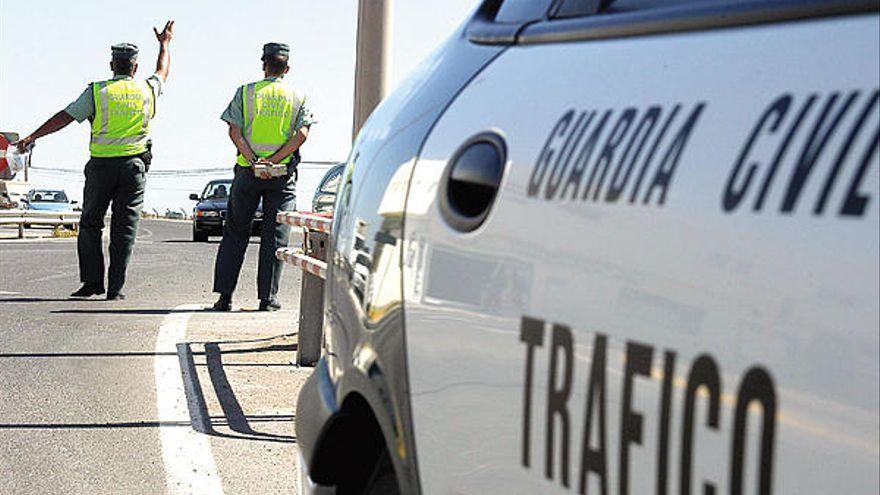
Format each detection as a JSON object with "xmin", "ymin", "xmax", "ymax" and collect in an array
[
  {"xmin": 212, "ymin": 294, "xmax": 232, "ymax": 312},
  {"xmin": 258, "ymin": 299, "xmax": 281, "ymax": 312},
  {"xmin": 106, "ymin": 292, "xmax": 126, "ymax": 301},
  {"xmin": 70, "ymin": 283, "xmax": 105, "ymax": 298}
]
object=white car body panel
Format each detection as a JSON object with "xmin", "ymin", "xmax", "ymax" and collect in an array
[{"xmin": 403, "ymin": 14, "xmax": 879, "ymax": 495}]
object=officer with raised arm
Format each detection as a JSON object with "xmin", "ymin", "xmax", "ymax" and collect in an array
[
  {"xmin": 211, "ymin": 42, "xmax": 314, "ymax": 311},
  {"xmin": 15, "ymin": 21, "xmax": 174, "ymax": 300}
]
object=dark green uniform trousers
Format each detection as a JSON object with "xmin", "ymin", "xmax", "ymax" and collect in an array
[
  {"xmin": 213, "ymin": 165, "xmax": 296, "ymax": 301},
  {"xmin": 78, "ymin": 156, "xmax": 146, "ymax": 293}
]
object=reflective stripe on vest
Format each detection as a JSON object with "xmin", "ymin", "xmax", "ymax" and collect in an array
[
  {"xmin": 90, "ymin": 79, "xmax": 154, "ymax": 158},
  {"xmin": 237, "ymin": 80, "xmax": 303, "ymax": 167}
]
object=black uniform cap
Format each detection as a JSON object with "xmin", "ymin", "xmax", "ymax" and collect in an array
[
  {"xmin": 111, "ymin": 43, "xmax": 139, "ymax": 61},
  {"xmin": 262, "ymin": 42, "xmax": 290, "ymax": 59}
]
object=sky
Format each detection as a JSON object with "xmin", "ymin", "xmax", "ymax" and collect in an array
[{"xmin": 0, "ymin": 0, "xmax": 478, "ymax": 212}]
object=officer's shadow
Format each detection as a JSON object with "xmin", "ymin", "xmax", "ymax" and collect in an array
[
  {"xmin": 179, "ymin": 340, "xmax": 297, "ymax": 443},
  {"xmin": 0, "ymin": 297, "xmax": 94, "ymax": 304},
  {"xmin": 163, "ymin": 239, "xmax": 220, "ymax": 244},
  {"xmin": 50, "ymin": 308, "xmax": 210, "ymax": 316},
  {"xmin": 52, "ymin": 307, "xmax": 252, "ymax": 315},
  {"xmin": 161, "ymin": 239, "xmax": 260, "ymax": 244}
]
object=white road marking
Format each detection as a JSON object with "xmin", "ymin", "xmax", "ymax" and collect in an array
[
  {"xmin": 0, "ymin": 291, "xmax": 21, "ymax": 295},
  {"xmin": 0, "ymin": 237, "xmax": 78, "ymax": 244},
  {"xmin": 155, "ymin": 304, "xmax": 224, "ymax": 494}
]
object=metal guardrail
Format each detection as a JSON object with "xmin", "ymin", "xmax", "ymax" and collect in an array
[
  {"xmin": 276, "ymin": 211, "xmax": 331, "ymax": 367},
  {"xmin": 276, "ymin": 211, "xmax": 332, "ymax": 234},
  {"xmin": 0, "ymin": 209, "xmax": 80, "ymax": 238},
  {"xmin": 275, "ymin": 247, "xmax": 328, "ymax": 279}
]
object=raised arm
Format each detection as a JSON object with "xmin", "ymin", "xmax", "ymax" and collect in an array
[
  {"xmin": 14, "ymin": 110, "xmax": 75, "ymax": 151},
  {"xmin": 153, "ymin": 20, "xmax": 174, "ymax": 82}
]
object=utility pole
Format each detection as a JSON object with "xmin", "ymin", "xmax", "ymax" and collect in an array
[
  {"xmin": 352, "ymin": 0, "xmax": 392, "ymax": 141},
  {"xmin": 23, "ymin": 147, "xmax": 30, "ymax": 183}
]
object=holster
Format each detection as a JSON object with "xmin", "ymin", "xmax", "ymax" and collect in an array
[
  {"xmin": 140, "ymin": 139, "xmax": 153, "ymax": 172},
  {"xmin": 286, "ymin": 151, "xmax": 300, "ymax": 181}
]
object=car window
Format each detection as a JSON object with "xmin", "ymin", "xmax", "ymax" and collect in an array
[
  {"xmin": 203, "ymin": 181, "xmax": 232, "ymax": 199},
  {"xmin": 552, "ymin": 0, "xmax": 700, "ymax": 18},
  {"xmin": 522, "ymin": 0, "xmax": 872, "ymax": 44},
  {"xmin": 552, "ymin": 0, "xmax": 602, "ymax": 18},
  {"xmin": 30, "ymin": 190, "xmax": 68, "ymax": 202},
  {"xmin": 495, "ymin": 0, "xmax": 551, "ymax": 23}
]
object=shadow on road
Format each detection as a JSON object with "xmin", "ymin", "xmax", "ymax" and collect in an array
[
  {"xmin": 0, "ymin": 415, "xmax": 294, "ymax": 430},
  {"xmin": 0, "ymin": 297, "xmax": 91, "ymax": 303},
  {"xmin": 0, "ymin": 341, "xmax": 298, "ymax": 444},
  {"xmin": 162, "ymin": 239, "xmax": 259, "ymax": 244},
  {"xmin": 0, "ymin": 345, "xmax": 292, "ymax": 360},
  {"xmin": 178, "ymin": 340, "xmax": 297, "ymax": 444},
  {"xmin": 51, "ymin": 308, "xmax": 209, "ymax": 316},
  {"xmin": 163, "ymin": 239, "xmax": 219, "ymax": 244},
  {"xmin": 0, "ymin": 351, "xmax": 178, "ymax": 358},
  {"xmin": 51, "ymin": 307, "xmax": 276, "ymax": 315}
]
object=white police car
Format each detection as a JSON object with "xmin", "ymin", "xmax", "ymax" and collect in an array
[{"xmin": 296, "ymin": 1, "xmax": 880, "ymax": 493}]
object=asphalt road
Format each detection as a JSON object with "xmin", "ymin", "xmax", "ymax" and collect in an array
[{"xmin": 0, "ymin": 219, "xmax": 310, "ymax": 494}]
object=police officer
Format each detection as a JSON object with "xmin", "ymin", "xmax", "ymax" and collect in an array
[
  {"xmin": 15, "ymin": 22, "xmax": 174, "ymax": 300},
  {"xmin": 211, "ymin": 42, "xmax": 314, "ymax": 311}
]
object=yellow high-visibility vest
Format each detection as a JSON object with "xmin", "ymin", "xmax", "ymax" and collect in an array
[
  {"xmin": 237, "ymin": 79, "xmax": 303, "ymax": 167},
  {"xmin": 90, "ymin": 78, "xmax": 154, "ymax": 158}
]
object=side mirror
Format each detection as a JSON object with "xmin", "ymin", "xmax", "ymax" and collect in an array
[
  {"xmin": 71, "ymin": 200, "xmax": 78, "ymax": 205},
  {"xmin": 189, "ymin": 193, "xmax": 200, "ymax": 201}
]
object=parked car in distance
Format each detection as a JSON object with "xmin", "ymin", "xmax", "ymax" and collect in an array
[
  {"xmin": 22, "ymin": 189, "xmax": 76, "ymax": 212},
  {"xmin": 20, "ymin": 188, "xmax": 78, "ymax": 228},
  {"xmin": 311, "ymin": 163, "xmax": 344, "ymax": 214},
  {"xmin": 189, "ymin": 179, "xmax": 262, "ymax": 242}
]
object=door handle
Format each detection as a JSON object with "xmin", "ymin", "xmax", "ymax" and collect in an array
[{"xmin": 440, "ymin": 132, "xmax": 507, "ymax": 232}]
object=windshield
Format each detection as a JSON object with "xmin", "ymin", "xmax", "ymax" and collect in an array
[
  {"xmin": 203, "ymin": 181, "xmax": 232, "ymax": 200},
  {"xmin": 29, "ymin": 190, "xmax": 69, "ymax": 203},
  {"xmin": 319, "ymin": 166, "xmax": 343, "ymax": 194}
]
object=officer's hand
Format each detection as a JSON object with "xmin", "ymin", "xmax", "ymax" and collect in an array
[
  {"xmin": 254, "ymin": 158, "xmax": 272, "ymax": 180},
  {"xmin": 154, "ymin": 20, "xmax": 174, "ymax": 44},
  {"xmin": 12, "ymin": 136, "xmax": 34, "ymax": 153}
]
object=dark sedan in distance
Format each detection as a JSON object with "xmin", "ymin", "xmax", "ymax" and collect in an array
[{"xmin": 189, "ymin": 179, "xmax": 262, "ymax": 242}]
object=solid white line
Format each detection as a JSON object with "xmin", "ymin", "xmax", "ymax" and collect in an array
[
  {"xmin": 0, "ymin": 237, "xmax": 78, "ymax": 244},
  {"xmin": 155, "ymin": 304, "xmax": 224, "ymax": 494},
  {"xmin": 0, "ymin": 291, "xmax": 21, "ymax": 295}
]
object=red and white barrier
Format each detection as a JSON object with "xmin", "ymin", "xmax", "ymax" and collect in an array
[
  {"xmin": 276, "ymin": 211, "xmax": 332, "ymax": 233},
  {"xmin": 276, "ymin": 247, "xmax": 327, "ymax": 279},
  {"xmin": 276, "ymin": 210, "xmax": 331, "ymax": 366}
]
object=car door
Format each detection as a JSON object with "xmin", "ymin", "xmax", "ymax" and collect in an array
[{"xmin": 403, "ymin": 2, "xmax": 879, "ymax": 494}]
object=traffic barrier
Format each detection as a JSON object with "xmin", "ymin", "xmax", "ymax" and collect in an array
[
  {"xmin": 0, "ymin": 209, "xmax": 80, "ymax": 239},
  {"xmin": 275, "ymin": 247, "xmax": 327, "ymax": 279},
  {"xmin": 276, "ymin": 211, "xmax": 330, "ymax": 367},
  {"xmin": 276, "ymin": 211, "xmax": 332, "ymax": 233}
]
